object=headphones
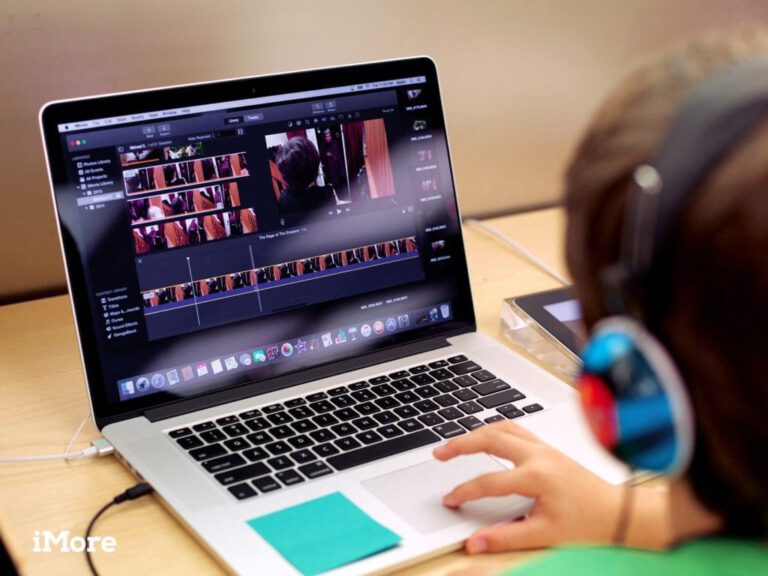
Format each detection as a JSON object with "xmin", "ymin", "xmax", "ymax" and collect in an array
[{"xmin": 577, "ymin": 56, "xmax": 768, "ymax": 475}]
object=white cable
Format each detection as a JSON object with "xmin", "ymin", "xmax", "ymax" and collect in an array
[{"xmin": 463, "ymin": 218, "xmax": 570, "ymax": 286}]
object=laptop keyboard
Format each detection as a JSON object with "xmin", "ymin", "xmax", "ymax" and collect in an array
[{"xmin": 167, "ymin": 355, "xmax": 545, "ymax": 501}]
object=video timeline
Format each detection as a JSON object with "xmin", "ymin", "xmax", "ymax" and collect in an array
[
  {"xmin": 117, "ymin": 302, "xmax": 453, "ymax": 401},
  {"xmin": 141, "ymin": 236, "xmax": 419, "ymax": 313}
]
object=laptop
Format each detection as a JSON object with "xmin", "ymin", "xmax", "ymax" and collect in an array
[{"xmin": 40, "ymin": 57, "xmax": 627, "ymax": 575}]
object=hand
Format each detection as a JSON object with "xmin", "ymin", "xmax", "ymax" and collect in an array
[{"xmin": 433, "ymin": 420, "xmax": 625, "ymax": 554}]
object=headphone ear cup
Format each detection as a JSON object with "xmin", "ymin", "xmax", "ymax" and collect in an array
[{"xmin": 577, "ymin": 317, "xmax": 695, "ymax": 476}]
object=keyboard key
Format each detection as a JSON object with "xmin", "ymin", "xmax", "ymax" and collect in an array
[
  {"xmin": 356, "ymin": 430, "xmax": 383, "ymax": 445},
  {"xmin": 310, "ymin": 400, "xmax": 335, "ymax": 413},
  {"xmin": 200, "ymin": 429, "xmax": 226, "ymax": 443},
  {"xmin": 471, "ymin": 370, "xmax": 497, "ymax": 383},
  {"xmin": 252, "ymin": 476, "xmax": 281, "ymax": 493},
  {"xmin": 415, "ymin": 385, "xmax": 439, "ymax": 398},
  {"xmin": 265, "ymin": 441, "xmax": 291, "ymax": 455},
  {"xmin": 394, "ymin": 391, "xmax": 419, "ymax": 404},
  {"xmin": 239, "ymin": 409, "xmax": 262, "ymax": 420},
  {"xmin": 448, "ymin": 361, "xmax": 482, "ymax": 375},
  {"xmin": 215, "ymin": 462, "xmax": 269, "ymax": 485},
  {"xmin": 452, "ymin": 375, "xmax": 477, "ymax": 387},
  {"xmin": 430, "ymin": 368, "xmax": 454, "ymax": 381},
  {"xmin": 203, "ymin": 453, "xmax": 246, "ymax": 473},
  {"xmin": 453, "ymin": 389, "xmax": 479, "ymax": 401},
  {"xmin": 378, "ymin": 425, "xmax": 404, "ymax": 439},
  {"xmin": 176, "ymin": 435, "xmax": 203, "ymax": 450},
  {"xmin": 246, "ymin": 431, "xmax": 272, "ymax": 445},
  {"xmin": 276, "ymin": 469, "xmax": 305, "ymax": 486},
  {"xmin": 242, "ymin": 447, "xmax": 268, "ymax": 462},
  {"xmin": 335, "ymin": 437, "xmax": 362, "ymax": 451},
  {"xmin": 457, "ymin": 401, "xmax": 483, "ymax": 415},
  {"xmin": 394, "ymin": 405, "xmax": 419, "ymax": 418},
  {"xmin": 391, "ymin": 378, "xmax": 416, "ymax": 391},
  {"xmin": 498, "ymin": 404, "xmax": 525, "ymax": 419},
  {"xmin": 388, "ymin": 370, "xmax": 410, "ymax": 379},
  {"xmin": 228, "ymin": 483, "xmax": 257, "ymax": 500},
  {"xmin": 372, "ymin": 383, "xmax": 396, "ymax": 396},
  {"xmin": 284, "ymin": 398, "xmax": 306, "ymax": 408},
  {"xmin": 375, "ymin": 397, "xmax": 399, "ymax": 410},
  {"xmin": 331, "ymin": 394, "xmax": 355, "ymax": 408},
  {"xmin": 192, "ymin": 421, "xmax": 217, "ymax": 433},
  {"xmin": 351, "ymin": 389, "xmax": 376, "ymax": 402},
  {"xmin": 458, "ymin": 416, "xmax": 484, "ymax": 430},
  {"xmin": 267, "ymin": 456, "xmax": 293, "ymax": 470},
  {"xmin": 473, "ymin": 379, "xmax": 511, "ymax": 396},
  {"xmin": 266, "ymin": 412, "xmax": 292, "ymax": 426},
  {"xmin": 349, "ymin": 381, "xmax": 369, "ymax": 391},
  {"xmin": 328, "ymin": 429, "xmax": 441, "ymax": 470},
  {"xmin": 307, "ymin": 392, "xmax": 328, "ymax": 402},
  {"xmin": 223, "ymin": 437, "xmax": 251, "ymax": 452},
  {"xmin": 334, "ymin": 407, "xmax": 359, "ymax": 421},
  {"xmin": 523, "ymin": 403, "xmax": 544, "ymax": 414},
  {"xmin": 434, "ymin": 394, "xmax": 459, "ymax": 407},
  {"xmin": 331, "ymin": 422, "xmax": 357, "ymax": 436},
  {"xmin": 313, "ymin": 413, "xmax": 339, "ymax": 427},
  {"xmin": 352, "ymin": 416, "xmax": 378, "ymax": 430},
  {"xmin": 245, "ymin": 417, "xmax": 270, "ymax": 431},
  {"xmin": 437, "ymin": 407, "xmax": 464, "ymax": 420},
  {"xmin": 435, "ymin": 380, "xmax": 459, "ymax": 393},
  {"xmin": 309, "ymin": 429, "xmax": 336, "ymax": 443},
  {"xmin": 418, "ymin": 413, "xmax": 444, "ymax": 426},
  {"xmin": 168, "ymin": 428, "xmax": 192, "ymax": 438},
  {"xmin": 477, "ymin": 388, "xmax": 526, "ymax": 409},
  {"xmin": 414, "ymin": 399, "xmax": 439, "ymax": 413},
  {"xmin": 412, "ymin": 374, "xmax": 436, "ymax": 386},
  {"xmin": 313, "ymin": 443, "xmax": 340, "ymax": 458},
  {"xmin": 287, "ymin": 435, "xmax": 314, "ymax": 450},
  {"xmin": 327, "ymin": 386, "xmax": 349, "ymax": 396},
  {"xmin": 189, "ymin": 443, "xmax": 227, "ymax": 461},
  {"xmin": 409, "ymin": 365, "xmax": 430, "ymax": 374},
  {"xmin": 369, "ymin": 375, "xmax": 391, "ymax": 385},
  {"xmin": 263, "ymin": 403, "xmax": 284, "ymax": 414},
  {"xmin": 216, "ymin": 415, "xmax": 239, "ymax": 426},
  {"xmin": 448, "ymin": 354, "xmax": 468, "ymax": 364},
  {"xmin": 484, "ymin": 414, "xmax": 505, "ymax": 424},
  {"xmin": 271, "ymin": 425, "xmax": 296, "ymax": 439},
  {"xmin": 291, "ymin": 449, "xmax": 317, "ymax": 464},
  {"xmin": 356, "ymin": 402, "xmax": 380, "ymax": 415},
  {"xmin": 434, "ymin": 422, "xmax": 466, "ymax": 438},
  {"xmin": 299, "ymin": 461, "xmax": 333, "ymax": 479},
  {"xmin": 428, "ymin": 360, "xmax": 449, "ymax": 369},
  {"xmin": 292, "ymin": 419, "xmax": 318, "ymax": 434},
  {"xmin": 398, "ymin": 418, "xmax": 424, "ymax": 433},
  {"xmin": 222, "ymin": 423, "xmax": 249, "ymax": 437},
  {"xmin": 373, "ymin": 411, "xmax": 398, "ymax": 425},
  {"xmin": 288, "ymin": 406, "xmax": 314, "ymax": 420}
]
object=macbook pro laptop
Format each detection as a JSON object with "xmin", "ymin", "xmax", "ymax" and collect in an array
[{"xmin": 40, "ymin": 57, "xmax": 627, "ymax": 575}]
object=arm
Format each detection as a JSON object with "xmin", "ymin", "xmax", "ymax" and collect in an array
[{"xmin": 433, "ymin": 421, "xmax": 674, "ymax": 554}]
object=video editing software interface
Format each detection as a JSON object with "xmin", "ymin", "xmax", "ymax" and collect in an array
[{"xmin": 53, "ymin": 72, "xmax": 468, "ymax": 409}]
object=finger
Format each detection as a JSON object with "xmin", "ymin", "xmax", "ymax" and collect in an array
[
  {"xmin": 465, "ymin": 516, "xmax": 550, "ymax": 554},
  {"xmin": 486, "ymin": 419, "xmax": 541, "ymax": 442},
  {"xmin": 443, "ymin": 468, "xmax": 540, "ymax": 507},
  {"xmin": 433, "ymin": 427, "xmax": 536, "ymax": 464}
]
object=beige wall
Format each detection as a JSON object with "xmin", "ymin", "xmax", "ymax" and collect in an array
[{"xmin": 2, "ymin": 0, "xmax": 767, "ymax": 303}]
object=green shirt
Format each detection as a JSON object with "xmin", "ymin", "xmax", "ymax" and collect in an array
[{"xmin": 505, "ymin": 538, "xmax": 768, "ymax": 576}]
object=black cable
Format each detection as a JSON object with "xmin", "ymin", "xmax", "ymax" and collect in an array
[{"xmin": 85, "ymin": 482, "xmax": 153, "ymax": 576}]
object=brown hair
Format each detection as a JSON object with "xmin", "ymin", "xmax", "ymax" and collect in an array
[{"xmin": 564, "ymin": 29, "xmax": 768, "ymax": 537}]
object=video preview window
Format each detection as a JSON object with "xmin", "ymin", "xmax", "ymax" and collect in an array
[{"xmin": 265, "ymin": 119, "xmax": 395, "ymax": 215}]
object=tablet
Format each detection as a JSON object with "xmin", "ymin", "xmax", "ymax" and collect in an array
[{"xmin": 510, "ymin": 287, "xmax": 584, "ymax": 360}]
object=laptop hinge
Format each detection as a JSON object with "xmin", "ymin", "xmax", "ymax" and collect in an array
[{"xmin": 143, "ymin": 336, "xmax": 452, "ymax": 423}]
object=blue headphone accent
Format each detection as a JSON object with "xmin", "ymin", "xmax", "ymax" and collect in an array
[{"xmin": 577, "ymin": 56, "xmax": 768, "ymax": 476}]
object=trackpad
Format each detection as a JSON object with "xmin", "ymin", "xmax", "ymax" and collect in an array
[{"xmin": 362, "ymin": 454, "xmax": 533, "ymax": 534}]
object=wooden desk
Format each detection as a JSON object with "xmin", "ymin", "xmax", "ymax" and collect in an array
[{"xmin": 0, "ymin": 208, "xmax": 567, "ymax": 575}]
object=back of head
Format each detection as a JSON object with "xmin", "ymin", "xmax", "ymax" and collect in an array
[
  {"xmin": 564, "ymin": 28, "xmax": 768, "ymax": 537},
  {"xmin": 276, "ymin": 137, "xmax": 320, "ymax": 191}
]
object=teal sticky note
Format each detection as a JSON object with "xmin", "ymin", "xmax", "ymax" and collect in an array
[{"xmin": 247, "ymin": 492, "xmax": 401, "ymax": 575}]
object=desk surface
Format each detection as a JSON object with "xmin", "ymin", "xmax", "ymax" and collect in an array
[{"xmin": 0, "ymin": 208, "xmax": 567, "ymax": 576}]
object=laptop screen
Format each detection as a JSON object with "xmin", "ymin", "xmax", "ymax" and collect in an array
[{"xmin": 41, "ymin": 58, "xmax": 474, "ymax": 424}]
